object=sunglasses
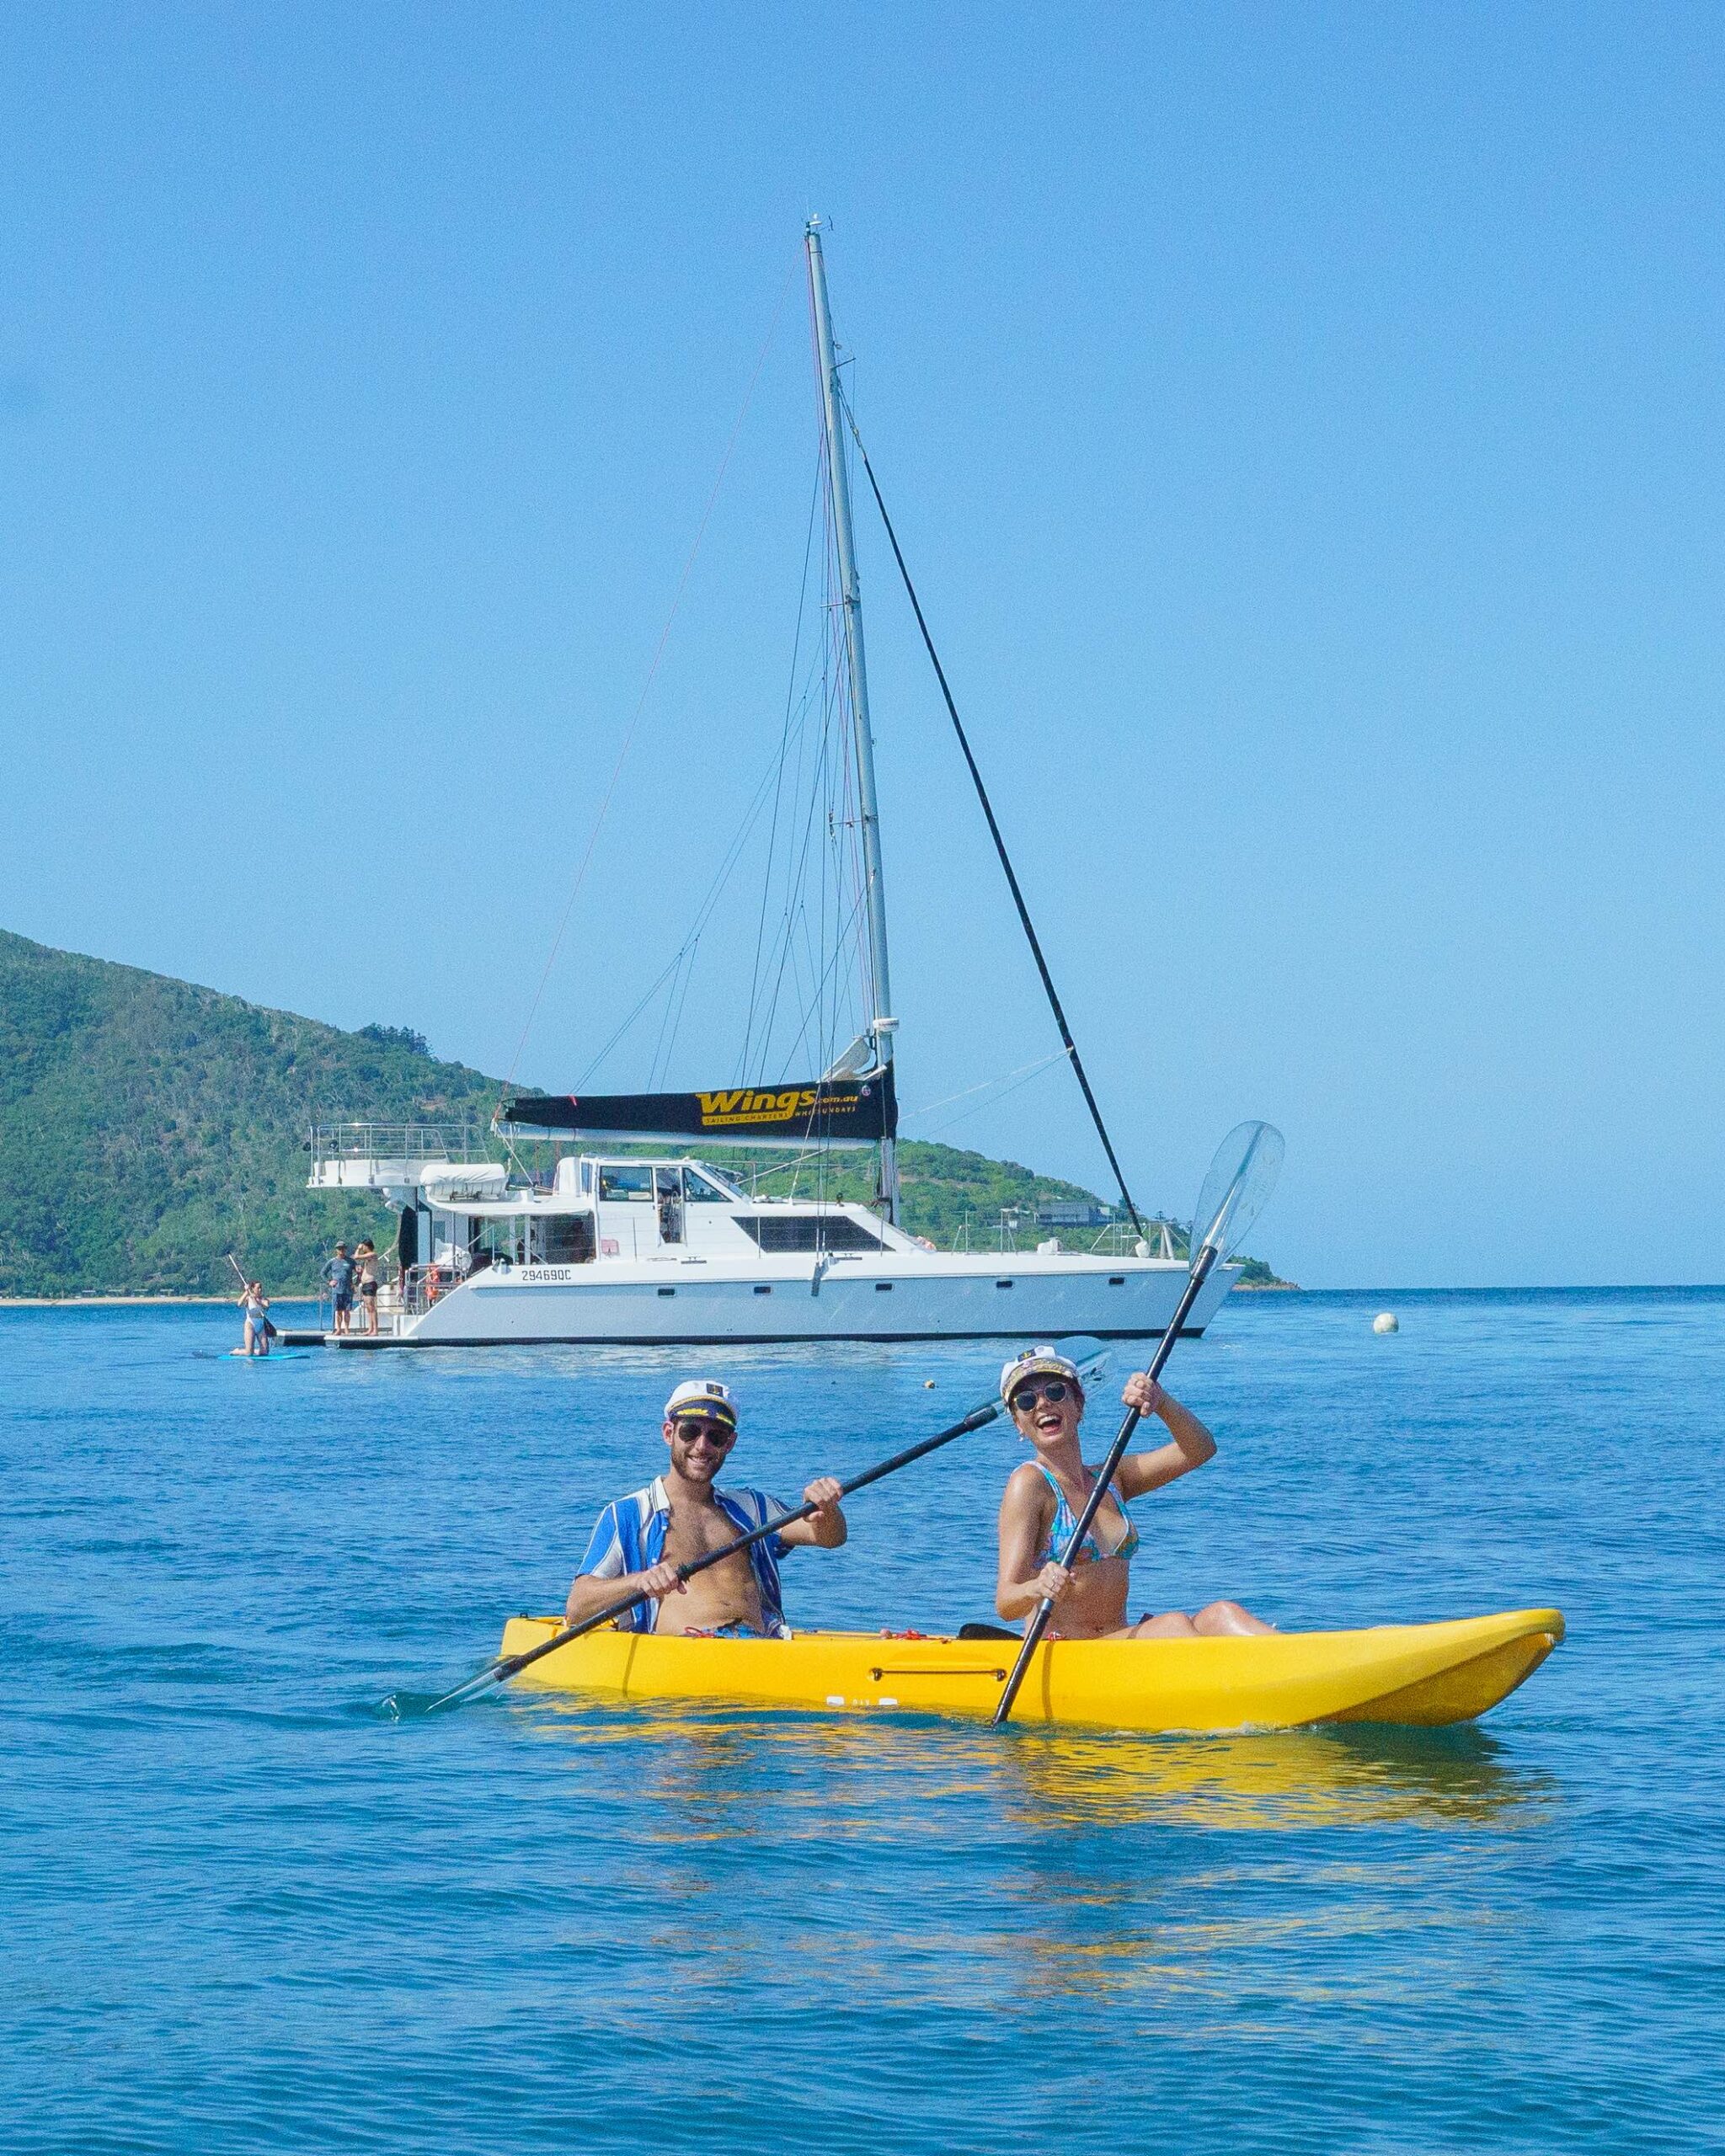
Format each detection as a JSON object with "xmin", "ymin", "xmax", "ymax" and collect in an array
[
  {"xmin": 1011, "ymin": 1380, "xmax": 1071, "ymax": 1414},
  {"xmin": 674, "ymin": 1417, "xmax": 735, "ymax": 1446}
]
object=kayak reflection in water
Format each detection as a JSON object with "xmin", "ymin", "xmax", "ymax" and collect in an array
[
  {"xmin": 563, "ymin": 1379, "xmax": 847, "ymax": 1641},
  {"xmin": 994, "ymin": 1348, "xmax": 1274, "ymax": 1641}
]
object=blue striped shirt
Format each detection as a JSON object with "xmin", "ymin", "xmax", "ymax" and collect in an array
[{"xmin": 577, "ymin": 1477, "xmax": 795, "ymax": 1636}]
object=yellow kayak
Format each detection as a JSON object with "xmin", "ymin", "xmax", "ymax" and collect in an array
[{"xmin": 496, "ymin": 1606, "xmax": 1563, "ymax": 1732}]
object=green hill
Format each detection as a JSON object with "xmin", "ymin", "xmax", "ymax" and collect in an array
[
  {"xmin": 0, "ymin": 929, "xmax": 498, "ymax": 1295},
  {"xmin": 0, "ymin": 928, "xmax": 1288, "ymax": 1295}
]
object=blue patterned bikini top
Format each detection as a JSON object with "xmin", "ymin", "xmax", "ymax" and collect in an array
[{"xmin": 1035, "ymin": 1463, "xmax": 1140, "ymax": 1566}]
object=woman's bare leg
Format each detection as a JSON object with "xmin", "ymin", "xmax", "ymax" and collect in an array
[
  {"xmin": 1192, "ymin": 1600, "xmax": 1274, "ymax": 1636},
  {"xmin": 1126, "ymin": 1610, "xmax": 1201, "ymax": 1639}
]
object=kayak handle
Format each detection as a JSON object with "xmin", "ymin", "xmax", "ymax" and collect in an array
[{"xmin": 869, "ymin": 1664, "xmax": 1007, "ymax": 1681}]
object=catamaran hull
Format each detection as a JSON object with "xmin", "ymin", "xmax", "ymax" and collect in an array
[
  {"xmin": 495, "ymin": 1609, "xmax": 1565, "ymax": 1732},
  {"xmin": 332, "ymin": 1253, "xmax": 1240, "ymax": 1347}
]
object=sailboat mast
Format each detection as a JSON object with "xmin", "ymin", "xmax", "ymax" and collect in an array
[{"xmin": 804, "ymin": 216, "xmax": 899, "ymax": 1223}]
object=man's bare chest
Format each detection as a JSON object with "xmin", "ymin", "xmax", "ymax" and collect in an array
[{"xmin": 661, "ymin": 1499, "xmax": 745, "ymax": 1567}]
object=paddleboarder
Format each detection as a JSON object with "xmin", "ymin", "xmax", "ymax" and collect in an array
[
  {"xmin": 564, "ymin": 1380, "xmax": 847, "ymax": 1640},
  {"xmin": 993, "ymin": 1347, "xmax": 1272, "ymax": 1641},
  {"xmin": 237, "ymin": 1279, "xmax": 272, "ymax": 1357}
]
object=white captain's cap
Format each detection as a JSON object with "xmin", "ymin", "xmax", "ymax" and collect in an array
[
  {"xmin": 1000, "ymin": 1346, "xmax": 1083, "ymax": 1404},
  {"xmin": 664, "ymin": 1379, "xmax": 739, "ymax": 1431}
]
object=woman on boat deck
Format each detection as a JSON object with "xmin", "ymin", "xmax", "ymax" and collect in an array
[{"xmin": 994, "ymin": 1347, "xmax": 1272, "ymax": 1640}]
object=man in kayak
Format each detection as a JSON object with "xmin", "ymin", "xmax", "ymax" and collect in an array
[
  {"xmin": 994, "ymin": 1346, "xmax": 1273, "ymax": 1640},
  {"xmin": 564, "ymin": 1380, "xmax": 846, "ymax": 1639}
]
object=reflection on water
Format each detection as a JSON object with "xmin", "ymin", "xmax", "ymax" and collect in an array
[
  {"xmin": 505, "ymin": 1695, "xmax": 1558, "ymax": 2025},
  {"xmin": 996, "ymin": 1720, "xmax": 1553, "ymax": 1831},
  {"xmin": 512, "ymin": 1694, "xmax": 1554, "ymax": 1836}
]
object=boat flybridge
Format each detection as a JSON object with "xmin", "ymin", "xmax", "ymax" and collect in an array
[{"xmin": 299, "ymin": 221, "xmax": 1242, "ymax": 1349}]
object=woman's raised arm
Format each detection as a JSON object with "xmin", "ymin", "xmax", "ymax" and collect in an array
[{"xmin": 1114, "ymin": 1377, "xmax": 1218, "ymax": 1500}]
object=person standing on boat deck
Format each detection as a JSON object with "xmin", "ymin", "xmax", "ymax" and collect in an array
[
  {"xmin": 354, "ymin": 1241, "xmax": 380, "ymax": 1336},
  {"xmin": 237, "ymin": 1280, "xmax": 270, "ymax": 1356},
  {"xmin": 994, "ymin": 1347, "xmax": 1273, "ymax": 1640},
  {"xmin": 323, "ymin": 1242, "xmax": 355, "ymax": 1335},
  {"xmin": 564, "ymin": 1380, "xmax": 846, "ymax": 1640}
]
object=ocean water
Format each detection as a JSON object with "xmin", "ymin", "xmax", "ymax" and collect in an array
[{"xmin": 2, "ymin": 1289, "xmax": 1720, "ymax": 2153}]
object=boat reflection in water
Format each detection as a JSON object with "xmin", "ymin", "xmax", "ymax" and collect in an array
[
  {"xmin": 511, "ymin": 1700, "xmax": 1557, "ymax": 2017},
  {"xmin": 979, "ymin": 1721, "xmax": 1550, "ymax": 1833},
  {"xmin": 515, "ymin": 1694, "xmax": 1554, "ymax": 1838}
]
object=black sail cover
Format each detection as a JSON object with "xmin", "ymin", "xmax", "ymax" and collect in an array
[{"xmin": 499, "ymin": 1067, "xmax": 896, "ymax": 1148}]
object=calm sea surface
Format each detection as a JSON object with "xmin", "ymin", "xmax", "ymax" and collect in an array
[{"xmin": 3, "ymin": 1289, "xmax": 1720, "ymax": 2153}]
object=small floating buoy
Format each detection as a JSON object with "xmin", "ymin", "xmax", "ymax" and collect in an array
[
  {"xmin": 924, "ymin": 1379, "xmax": 935, "ymax": 1388},
  {"xmin": 1373, "ymin": 1312, "xmax": 1399, "ymax": 1334}
]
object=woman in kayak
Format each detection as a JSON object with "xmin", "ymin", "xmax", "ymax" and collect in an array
[{"xmin": 994, "ymin": 1347, "xmax": 1272, "ymax": 1640}]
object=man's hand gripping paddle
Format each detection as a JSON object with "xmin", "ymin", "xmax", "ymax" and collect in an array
[
  {"xmin": 990, "ymin": 1122, "xmax": 1284, "ymax": 1727},
  {"xmin": 394, "ymin": 1342, "xmax": 1110, "ymax": 1719}
]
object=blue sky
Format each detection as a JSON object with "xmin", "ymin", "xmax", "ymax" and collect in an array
[{"xmin": 3, "ymin": 3, "xmax": 1722, "ymax": 1288}]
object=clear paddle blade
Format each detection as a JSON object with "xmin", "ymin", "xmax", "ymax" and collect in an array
[
  {"xmin": 1054, "ymin": 1334, "xmax": 1110, "ymax": 1393},
  {"xmin": 1191, "ymin": 1120, "xmax": 1284, "ymax": 1265}
]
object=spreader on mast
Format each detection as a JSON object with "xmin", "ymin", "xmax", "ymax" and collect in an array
[{"xmin": 805, "ymin": 215, "xmax": 899, "ymax": 1223}]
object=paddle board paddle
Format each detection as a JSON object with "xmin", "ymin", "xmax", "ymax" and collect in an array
[
  {"xmin": 398, "ymin": 1341, "xmax": 1110, "ymax": 1720},
  {"xmin": 990, "ymin": 1122, "xmax": 1284, "ymax": 1726}
]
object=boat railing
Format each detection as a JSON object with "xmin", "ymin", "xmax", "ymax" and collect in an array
[
  {"xmin": 941, "ymin": 1214, "xmax": 1184, "ymax": 1258},
  {"xmin": 398, "ymin": 1262, "xmax": 461, "ymax": 1316},
  {"xmin": 1086, "ymin": 1219, "xmax": 1185, "ymax": 1259},
  {"xmin": 307, "ymin": 1121, "xmax": 492, "ymax": 1191},
  {"xmin": 311, "ymin": 1121, "xmax": 486, "ymax": 1165}
]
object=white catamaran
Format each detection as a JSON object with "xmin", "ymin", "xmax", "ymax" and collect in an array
[{"xmin": 300, "ymin": 222, "xmax": 1239, "ymax": 1348}]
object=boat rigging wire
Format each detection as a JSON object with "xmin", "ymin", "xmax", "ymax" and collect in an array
[
  {"xmin": 902, "ymin": 1046, "xmax": 1074, "ymax": 1129},
  {"xmin": 740, "ymin": 456, "xmax": 824, "ymax": 1078},
  {"xmin": 574, "ymin": 691, "xmax": 830, "ymax": 1089},
  {"xmin": 749, "ymin": 602, "xmax": 865, "ymax": 1087},
  {"xmin": 500, "ymin": 265, "xmax": 795, "ymax": 1108},
  {"xmin": 914, "ymin": 1053, "xmax": 1074, "ymax": 1141},
  {"xmin": 766, "ymin": 882, "xmax": 872, "ymax": 1075},
  {"xmin": 836, "ymin": 386, "xmax": 1146, "ymax": 1240}
]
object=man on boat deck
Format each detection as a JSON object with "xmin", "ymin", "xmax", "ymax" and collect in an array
[{"xmin": 564, "ymin": 1380, "xmax": 846, "ymax": 1640}]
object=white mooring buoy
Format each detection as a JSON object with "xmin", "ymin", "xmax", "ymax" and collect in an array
[{"xmin": 1373, "ymin": 1312, "xmax": 1399, "ymax": 1335}]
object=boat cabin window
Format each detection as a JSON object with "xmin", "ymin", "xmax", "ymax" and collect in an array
[
  {"xmin": 580, "ymin": 1159, "xmax": 593, "ymax": 1196},
  {"xmin": 478, "ymin": 1220, "xmax": 526, "ymax": 1267},
  {"xmin": 539, "ymin": 1214, "xmax": 595, "ymax": 1265},
  {"xmin": 599, "ymin": 1165, "xmax": 654, "ymax": 1202},
  {"xmin": 684, "ymin": 1167, "xmax": 734, "ymax": 1203},
  {"xmin": 736, "ymin": 1214, "xmax": 885, "ymax": 1253}
]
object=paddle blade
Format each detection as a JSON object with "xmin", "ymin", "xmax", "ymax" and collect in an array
[
  {"xmin": 1055, "ymin": 1335, "xmax": 1110, "ymax": 1387},
  {"xmin": 1191, "ymin": 1121, "xmax": 1284, "ymax": 1265}
]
